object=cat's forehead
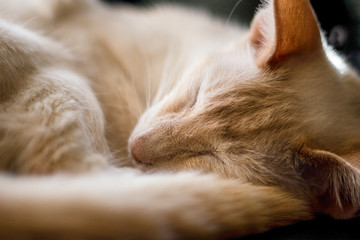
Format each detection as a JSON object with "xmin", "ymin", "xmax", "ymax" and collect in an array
[{"xmin": 195, "ymin": 45, "xmax": 260, "ymax": 92}]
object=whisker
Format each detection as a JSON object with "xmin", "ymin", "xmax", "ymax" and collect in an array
[
  {"xmin": 154, "ymin": 41, "xmax": 185, "ymax": 104},
  {"xmin": 130, "ymin": 83, "xmax": 144, "ymax": 118},
  {"xmin": 145, "ymin": 56, "xmax": 152, "ymax": 109},
  {"xmin": 226, "ymin": 0, "xmax": 244, "ymax": 25},
  {"xmin": 134, "ymin": 42, "xmax": 153, "ymax": 110}
]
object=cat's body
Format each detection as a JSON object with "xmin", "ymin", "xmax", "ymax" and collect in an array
[{"xmin": 0, "ymin": 0, "xmax": 359, "ymax": 238}]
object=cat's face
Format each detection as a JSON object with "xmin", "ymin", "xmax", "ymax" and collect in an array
[
  {"xmin": 129, "ymin": 0, "xmax": 360, "ymax": 205},
  {"xmin": 129, "ymin": 0, "xmax": 360, "ymax": 220},
  {"xmin": 129, "ymin": 45, "xmax": 302, "ymax": 182}
]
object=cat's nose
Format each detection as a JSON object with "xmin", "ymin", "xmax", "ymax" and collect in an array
[{"xmin": 130, "ymin": 136, "xmax": 153, "ymax": 164}]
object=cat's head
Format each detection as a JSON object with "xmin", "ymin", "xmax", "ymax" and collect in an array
[{"xmin": 129, "ymin": 0, "xmax": 360, "ymax": 219}]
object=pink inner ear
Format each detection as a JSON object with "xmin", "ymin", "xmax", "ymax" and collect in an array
[{"xmin": 250, "ymin": 0, "xmax": 323, "ymax": 68}]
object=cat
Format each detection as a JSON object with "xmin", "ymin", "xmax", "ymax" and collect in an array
[{"xmin": 0, "ymin": 0, "xmax": 359, "ymax": 239}]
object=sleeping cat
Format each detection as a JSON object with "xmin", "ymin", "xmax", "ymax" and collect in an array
[{"xmin": 0, "ymin": 0, "xmax": 359, "ymax": 238}]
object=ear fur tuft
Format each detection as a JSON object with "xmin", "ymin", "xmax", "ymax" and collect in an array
[{"xmin": 298, "ymin": 146, "xmax": 360, "ymax": 219}]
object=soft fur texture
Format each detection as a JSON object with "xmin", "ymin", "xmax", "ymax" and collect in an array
[{"xmin": 0, "ymin": 0, "xmax": 359, "ymax": 239}]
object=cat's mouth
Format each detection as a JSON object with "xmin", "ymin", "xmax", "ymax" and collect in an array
[{"xmin": 131, "ymin": 154, "xmax": 154, "ymax": 167}]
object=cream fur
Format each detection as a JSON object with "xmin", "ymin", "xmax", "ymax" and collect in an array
[{"xmin": 0, "ymin": 0, "xmax": 359, "ymax": 238}]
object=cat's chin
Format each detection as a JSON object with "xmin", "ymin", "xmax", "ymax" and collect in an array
[{"xmin": 131, "ymin": 157, "xmax": 183, "ymax": 173}]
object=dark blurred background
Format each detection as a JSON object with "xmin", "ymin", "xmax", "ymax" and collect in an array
[
  {"xmin": 101, "ymin": 0, "xmax": 360, "ymax": 239},
  {"xmin": 103, "ymin": 0, "xmax": 360, "ymax": 72}
]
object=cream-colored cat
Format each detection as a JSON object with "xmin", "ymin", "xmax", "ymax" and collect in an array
[{"xmin": 0, "ymin": 0, "xmax": 359, "ymax": 239}]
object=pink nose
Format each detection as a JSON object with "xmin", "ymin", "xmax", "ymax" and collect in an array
[{"xmin": 130, "ymin": 136, "xmax": 152, "ymax": 164}]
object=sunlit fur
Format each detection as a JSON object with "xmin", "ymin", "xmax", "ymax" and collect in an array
[{"xmin": 0, "ymin": 0, "xmax": 359, "ymax": 238}]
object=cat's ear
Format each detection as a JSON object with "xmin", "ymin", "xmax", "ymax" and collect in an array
[
  {"xmin": 297, "ymin": 146, "xmax": 360, "ymax": 219},
  {"xmin": 249, "ymin": 0, "xmax": 322, "ymax": 68}
]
